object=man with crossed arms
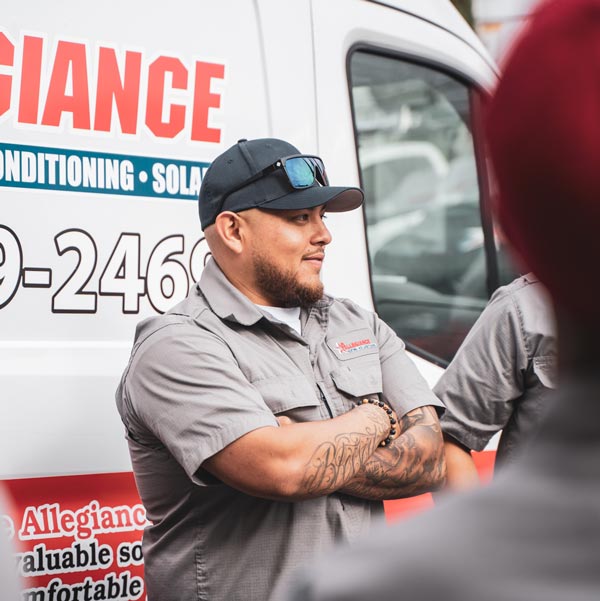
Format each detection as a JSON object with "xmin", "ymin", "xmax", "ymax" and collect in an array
[{"xmin": 116, "ymin": 137, "xmax": 445, "ymax": 601}]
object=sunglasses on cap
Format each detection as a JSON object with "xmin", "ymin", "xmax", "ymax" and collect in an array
[{"xmin": 215, "ymin": 154, "xmax": 329, "ymax": 216}]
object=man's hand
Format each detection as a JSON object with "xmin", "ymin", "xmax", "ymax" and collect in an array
[
  {"xmin": 277, "ymin": 402, "xmax": 400, "ymax": 447},
  {"xmin": 339, "ymin": 405, "xmax": 446, "ymax": 500}
]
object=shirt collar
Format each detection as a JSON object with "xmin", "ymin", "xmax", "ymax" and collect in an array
[{"xmin": 198, "ymin": 258, "xmax": 264, "ymax": 326}]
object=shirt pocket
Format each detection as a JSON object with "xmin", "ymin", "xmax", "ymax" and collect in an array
[
  {"xmin": 330, "ymin": 362, "xmax": 383, "ymax": 404},
  {"xmin": 532, "ymin": 355, "xmax": 557, "ymax": 389},
  {"xmin": 251, "ymin": 374, "xmax": 321, "ymax": 420}
]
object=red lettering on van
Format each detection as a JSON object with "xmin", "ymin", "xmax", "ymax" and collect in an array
[
  {"xmin": 18, "ymin": 35, "xmax": 43, "ymax": 124},
  {"xmin": 0, "ymin": 29, "xmax": 225, "ymax": 143},
  {"xmin": 0, "ymin": 32, "xmax": 15, "ymax": 116},
  {"xmin": 192, "ymin": 61, "xmax": 225, "ymax": 144},
  {"xmin": 94, "ymin": 48, "xmax": 142, "ymax": 134},
  {"xmin": 146, "ymin": 56, "xmax": 188, "ymax": 139},
  {"xmin": 42, "ymin": 40, "xmax": 91, "ymax": 129}
]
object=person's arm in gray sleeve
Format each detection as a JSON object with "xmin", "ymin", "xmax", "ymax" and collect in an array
[
  {"xmin": 338, "ymin": 312, "xmax": 446, "ymax": 500},
  {"xmin": 129, "ymin": 329, "xmax": 401, "ymax": 502},
  {"xmin": 435, "ymin": 285, "xmax": 528, "ymax": 490},
  {"xmin": 202, "ymin": 404, "xmax": 401, "ymax": 501}
]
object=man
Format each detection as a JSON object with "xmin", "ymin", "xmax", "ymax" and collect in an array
[
  {"xmin": 437, "ymin": 272, "xmax": 557, "ymax": 490},
  {"xmin": 116, "ymin": 137, "xmax": 445, "ymax": 601},
  {"xmin": 279, "ymin": 0, "xmax": 600, "ymax": 599}
]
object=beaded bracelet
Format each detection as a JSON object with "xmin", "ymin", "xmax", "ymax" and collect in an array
[{"xmin": 356, "ymin": 397, "xmax": 397, "ymax": 447}]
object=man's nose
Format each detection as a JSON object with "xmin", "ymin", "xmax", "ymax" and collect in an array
[{"xmin": 313, "ymin": 216, "xmax": 332, "ymax": 246}]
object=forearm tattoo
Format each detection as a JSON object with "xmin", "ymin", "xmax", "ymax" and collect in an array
[
  {"xmin": 340, "ymin": 406, "xmax": 445, "ymax": 500},
  {"xmin": 300, "ymin": 412, "xmax": 388, "ymax": 495}
]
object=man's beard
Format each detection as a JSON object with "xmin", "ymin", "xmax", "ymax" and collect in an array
[{"xmin": 252, "ymin": 250, "xmax": 324, "ymax": 308}]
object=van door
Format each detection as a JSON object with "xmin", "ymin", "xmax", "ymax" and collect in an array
[{"xmin": 311, "ymin": 0, "xmax": 510, "ymax": 376}]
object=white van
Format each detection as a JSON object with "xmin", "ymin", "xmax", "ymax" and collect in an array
[{"xmin": 0, "ymin": 1, "xmax": 501, "ymax": 598}]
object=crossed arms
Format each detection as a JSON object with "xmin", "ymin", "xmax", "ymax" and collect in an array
[
  {"xmin": 202, "ymin": 403, "xmax": 445, "ymax": 502},
  {"xmin": 339, "ymin": 406, "xmax": 445, "ymax": 500}
]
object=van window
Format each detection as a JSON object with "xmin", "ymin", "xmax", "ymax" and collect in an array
[{"xmin": 350, "ymin": 50, "xmax": 491, "ymax": 365}]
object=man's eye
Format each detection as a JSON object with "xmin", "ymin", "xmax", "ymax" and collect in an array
[{"xmin": 292, "ymin": 214, "xmax": 309, "ymax": 222}]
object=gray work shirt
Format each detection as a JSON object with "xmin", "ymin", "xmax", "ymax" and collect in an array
[
  {"xmin": 116, "ymin": 258, "xmax": 442, "ymax": 601},
  {"xmin": 435, "ymin": 274, "xmax": 557, "ymax": 467}
]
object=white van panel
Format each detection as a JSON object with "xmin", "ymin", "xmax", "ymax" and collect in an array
[
  {"xmin": 255, "ymin": 0, "xmax": 318, "ymax": 146},
  {"xmin": 380, "ymin": 0, "xmax": 495, "ymax": 68}
]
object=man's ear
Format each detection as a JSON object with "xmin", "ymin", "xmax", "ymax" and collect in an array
[{"xmin": 213, "ymin": 211, "xmax": 245, "ymax": 254}]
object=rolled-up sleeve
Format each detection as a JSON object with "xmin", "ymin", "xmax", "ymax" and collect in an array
[
  {"xmin": 371, "ymin": 311, "xmax": 444, "ymax": 418},
  {"xmin": 125, "ymin": 323, "xmax": 278, "ymax": 484},
  {"xmin": 435, "ymin": 291, "xmax": 527, "ymax": 451}
]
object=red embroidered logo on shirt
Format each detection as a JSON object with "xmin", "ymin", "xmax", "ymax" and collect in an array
[{"xmin": 336, "ymin": 338, "xmax": 377, "ymax": 354}]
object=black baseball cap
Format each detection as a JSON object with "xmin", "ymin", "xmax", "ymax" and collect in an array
[{"xmin": 199, "ymin": 138, "xmax": 364, "ymax": 229}]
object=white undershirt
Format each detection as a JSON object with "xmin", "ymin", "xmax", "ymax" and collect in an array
[{"xmin": 257, "ymin": 305, "xmax": 302, "ymax": 334}]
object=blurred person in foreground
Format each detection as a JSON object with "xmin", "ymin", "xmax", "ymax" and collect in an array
[
  {"xmin": 437, "ymin": 272, "xmax": 557, "ymax": 490},
  {"xmin": 278, "ymin": 0, "xmax": 600, "ymax": 598}
]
